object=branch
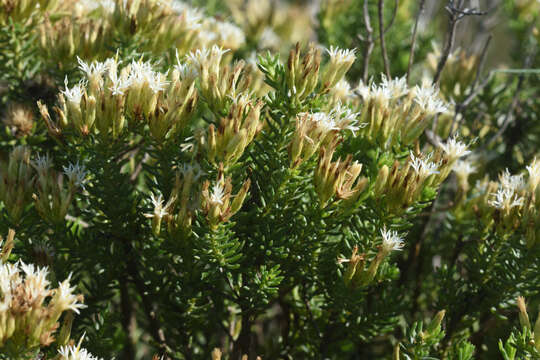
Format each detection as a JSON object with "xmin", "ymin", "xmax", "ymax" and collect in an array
[
  {"xmin": 406, "ymin": 0, "xmax": 426, "ymax": 85},
  {"xmin": 378, "ymin": 0, "xmax": 393, "ymax": 78},
  {"xmin": 357, "ymin": 0, "xmax": 398, "ymax": 42},
  {"xmin": 360, "ymin": 0, "xmax": 375, "ymax": 82},
  {"xmin": 433, "ymin": 1, "xmax": 487, "ymax": 85}
]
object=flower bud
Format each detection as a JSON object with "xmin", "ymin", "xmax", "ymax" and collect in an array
[
  {"xmin": 321, "ymin": 46, "xmax": 356, "ymax": 92},
  {"xmin": 286, "ymin": 43, "xmax": 321, "ymax": 102},
  {"xmin": 517, "ymin": 296, "xmax": 531, "ymax": 330},
  {"xmin": 425, "ymin": 310, "xmax": 446, "ymax": 336},
  {"xmin": 0, "ymin": 229, "xmax": 15, "ymax": 263}
]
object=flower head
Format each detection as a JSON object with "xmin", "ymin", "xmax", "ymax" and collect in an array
[
  {"xmin": 144, "ymin": 193, "xmax": 175, "ymax": 218},
  {"xmin": 453, "ymin": 159, "xmax": 477, "ymax": 176},
  {"xmin": 380, "ymin": 227, "xmax": 405, "ymax": 253},
  {"xmin": 63, "ymin": 161, "xmax": 88, "ymax": 188},
  {"xmin": 209, "ymin": 183, "xmax": 226, "ymax": 205},
  {"xmin": 488, "ymin": 188, "xmax": 524, "ymax": 210},
  {"xmin": 381, "ymin": 75, "xmax": 408, "ymax": 98},
  {"xmin": 326, "ymin": 46, "xmax": 356, "ymax": 64},
  {"xmin": 499, "ymin": 169, "xmax": 525, "ymax": 192},
  {"xmin": 54, "ymin": 274, "xmax": 87, "ymax": 314},
  {"xmin": 58, "ymin": 335, "xmax": 103, "ymax": 360},
  {"xmin": 33, "ymin": 153, "xmax": 53, "ymax": 174},
  {"xmin": 128, "ymin": 60, "xmax": 169, "ymax": 93},
  {"xmin": 329, "ymin": 103, "xmax": 364, "ymax": 135},
  {"xmin": 438, "ymin": 135, "xmax": 471, "ymax": 162},
  {"xmin": 410, "ymin": 152, "xmax": 440, "ymax": 178},
  {"xmin": 77, "ymin": 57, "xmax": 109, "ymax": 79},
  {"xmin": 62, "ymin": 78, "xmax": 86, "ymax": 104},
  {"xmin": 413, "ymin": 85, "xmax": 448, "ymax": 115}
]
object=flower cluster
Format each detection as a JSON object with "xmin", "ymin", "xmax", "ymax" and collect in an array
[
  {"xmin": 356, "ymin": 77, "xmax": 448, "ymax": 149},
  {"xmin": 0, "ymin": 146, "xmax": 85, "ymax": 225},
  {"xmin": 374, "ymin": 152, "xmax": 442, "ymax": 213},
  {"xmin": 0, "ymin": 146, "xmax": 34, "ymax": 223},
  {"xmin": 341, "ymin": 227, "xmax": 406, "ymax": 288},
  {"xmin": 201, "ymin": 172, "xmax": 251, "ymax": 229},
  {"xmin": 0, "ymin": 256, "xmax": 85, "ymax": 354},
  {"xmin": 203, "ymin": 94, "xmax": 264, "ymax": 167},
  {"xmin": 289, "ymin": 106, "xmax": 360, "ymax": 167},
  {"xmin": 314, "ymin": 144, "xmax": 367, "ymax": 207},
  {"xmin": 187, "ymin": 45, "xmax": 250, "ymax": 112},
  {"xmin": 39, "ymin": 56, "xmax": 198, "ymax": 141},
  {"xmin": 455, "ymin": 157, "xmax": 540, "ymax": 246}
]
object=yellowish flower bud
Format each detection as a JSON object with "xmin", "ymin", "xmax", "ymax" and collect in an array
[{"xmin": 517, "ymin": 296, "xmax": 531, "ymax": 330}]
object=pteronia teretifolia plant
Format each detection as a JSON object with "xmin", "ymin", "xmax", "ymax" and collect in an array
[{"xmin": 0, "ymin": 0, "xmax": 540, "ymax": 359}]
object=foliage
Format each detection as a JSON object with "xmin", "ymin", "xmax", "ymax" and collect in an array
[{"xmin": 0, "ymin": 0, "xmax": 539, "ymax": 359}]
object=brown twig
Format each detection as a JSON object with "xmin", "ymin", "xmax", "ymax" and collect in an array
[
  {"xmin": 471, "ymin": 35, "xmax": 492, "ymax": 91},
  {"xmin": 357, "ymin": 0, "xmax": 398, "ymax": 42},
  {"xmin": 433, "ymin": 0, "xmax": 486, "ymax": 85},
  {"xmin": 378, "ymin": 0, "xmax": 393, "ymax": 78},
  {"xmin": 361, "ymin": 0, "xmax": 374, "ymax": 83},
  {"xmin": 406, "ymin": 0, "xmax": 426, "ymax": 85}
]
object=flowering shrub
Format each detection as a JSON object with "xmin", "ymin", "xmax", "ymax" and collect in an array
[{"xmin": 0, "ymin": 0, "xmax": 539, "ymax": 359}]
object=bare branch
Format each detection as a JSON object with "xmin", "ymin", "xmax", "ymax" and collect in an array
[
  {"xmin": 433, "ymin": 1, "xmax": 487, "ymax": 85},
  {"xmin": 406, "ymin": 0, "xmax": 426, "ymax": 85},
  {"xmin": 357, "ymin": 0, "xmax": 398, "ymax": 42},
  {"xmin": 378, "ymin": 0, "xmax": 392, "ymax": 78},
  {"xmin": 361, "ymin": 0, "xmax": 374, "ymax": 82}
]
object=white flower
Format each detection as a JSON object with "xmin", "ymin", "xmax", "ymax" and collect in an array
[
  {"xmin": 33, "ymin": 153, "xmax": 53, "ymax": 174},
  {"xmin": 186, "ymin": 47, "xmax": 210, "ymax": 70},
  {"xmin": 356, "ymin": 80, "xmax": 392, "ymax": 105},
  {"xmin": 62, "ymin": 78, "xmax": 86, "ymax": 104},
  {"xmin": 330, "ymin": 79, "xmax": 353, "ymax": 100},
  {"xmin": 381, "ymin": 75, "xmax": 409, "ymax": 98},
  {"xmin": 326, "ymin": 46, "xmax": 356, "ymax": 64},
  {"xmin": 329, "ymin": 103, "xmax": 364, "ymax": 135},
  {"xmin": 77, "ymin": 57, "xmax": 108, "ymax": 79},
  {"xmin": 209, "ymin": 183, "xmax": 225, "ymax": 205},
  {"xmin": 488, "ymin": 188, "xmax": 524, "ymax": 210},
  {"xmin": 310, "ymin": 112, "xmax": 339, "ymax": 134},
  {"xmin": 174, "ymin": 52, "xmax": 199, "ymax": 81},
  {"xmin": 144, "ymin": 193, "xmax": 176, "ymax": 219},
  {"xmin": 58, "ymin": 335, "xmax": 103, "ymax": 360},
  {"xmin": 108, "ymin": 67, "xmax": 131, "ymax": 95},
  {"xmin": 380, "ymin": 227, "xmax": 405, "ymax": 253},
  {"xmin": 128, "ymin": 60, "xmax": 169, "ymax": 93},
  {"xmin": 410, "ymin": 152, "xmax": 440, "ymax": 178},
  {"xmin": 172, "ymin": 1, "xmax": 203, "ymax": 30},
  {"xmin": 413, "ymin": 85, "xmax": 448, "ymax": 114},
  {"xmin": 453, "ymin": 160, "xmax": 476, "ymax": 176},
  {"xmin": 499, "ymin": 169, "xmax": 525, "ymax": 192},
  {"xmin": 214, "ymin": 21, "xmax": 245, "ymax": 49},
  {"xmin": 438, "ymin": 135, "xmax": 471, "ymax": 161},
  {"xmin": 63, "ymin": 161, "xmax": 88, "ymax": 188},
  {"xmin": 20, "ymin": 262, "xmax": 50, "ymax": 303},
  {"xmin": 54, "ymin": 274, "xmax": 87, "ymax": 314}
]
